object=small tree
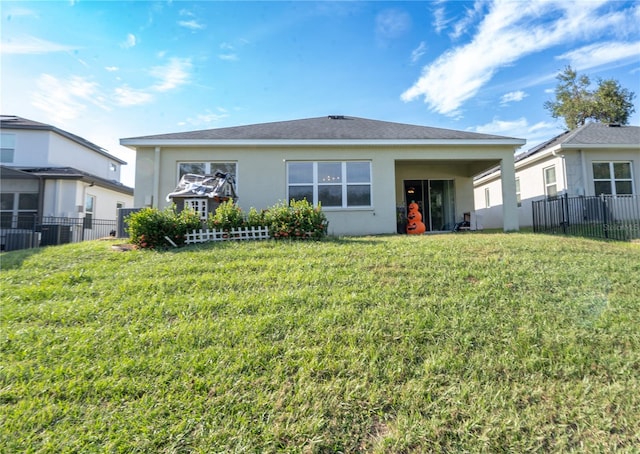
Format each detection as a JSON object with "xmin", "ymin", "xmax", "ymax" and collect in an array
[{"xmin": 544, "ymin": 66, "xmax": 636, "ymax": 129}]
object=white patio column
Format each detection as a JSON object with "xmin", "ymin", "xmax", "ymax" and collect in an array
[
  {"xmin": 153, "ymin": 146, "xmax": 161, "ymax": 208},
  {"xmin": 500, "ymin": 153, "xmax": 519, "ymax": 232}
]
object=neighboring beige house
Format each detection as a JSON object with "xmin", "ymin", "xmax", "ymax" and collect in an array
[
  {"xmin": 474, "ymin": 122, "xmax": 640, "ymax": 229},
  {"xmin": 121, "ymin": 115, "xmax": 525, "ymax": 236},
  {"xmin": 1, "ymin": 115, "xmax": 133, "ymax": 249}
]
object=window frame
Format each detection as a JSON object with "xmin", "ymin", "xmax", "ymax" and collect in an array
[
  {"xmin": 544, "ymin": 165, "xmax": 558, "ymax": 198},
  {"xmin": 286, "ymin": 161, "xmax": 372, "ymax": 209},
  {"xmin": 1, "ymin": 133, "xmax": 16, "ymax": 164},
  {"xmin": 1, "ymin": 192, "xmax": 38, "ymax": 228},
  {"xmin": 515, "ymin": 177, "xmax": 521, "ymax": 207},
  {"xmin": 177, "ymin": 162, "xmax": 237, "ymax": 183},
  {"xmin": 484, "ymin": 187, "xmax": 490, "ymax": 208},
  {"xmin": 592, "ymin": 161, "xmax": 634, "ymax": 196},
  {"xmin": 184, "ymin": 199, "xmax": 209, "ymax": 220},
  {"xmin": 84, "ymin": 194, "xmax": 95, "ymax": 230}
]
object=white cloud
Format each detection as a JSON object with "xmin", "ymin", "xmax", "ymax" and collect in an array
[
  {"xmin": 178, "ymin": 20, "xmax": 205, "ymax": 30},
  {"xmin": 450, "ymin": 1, "xmax": 484, "ymax": 40},
  {"xmin": 401, "ymin": 0, "xmax": 633, "ymax": 116},
  {"xmin": 31, "ymin": 74, "xmax": 107, "ymax": 122},
  {"xmin": 121, "ymin": 33, "xmax": 136, "ymax": 49},
  {"xmin": 468, "ymin": 117, "xmax": 561, "ymax": 149},
  {"xmin": 556, "ymin": 41, "xmax": 640, "ymax": 71},
  {"xmin": 113, "ymin": 85, "xmax": 153, "ymax": 106},
  {"xmin": 410, "ymin": 42, "xmax": 427, "ymax": 64},
  {"xmin": 178, "ymin": 111, "xmax": 229, "ymax": 127},
  {"xmin": 432, "ymin": 6, "xmax": 450, "ymax": 34},
  {"xmin": 1, "ymin": 36, "xmax": 76, "ymax": 54},
  {"xmin": 151, "ymin": 57, "xmax": 192, "ymax": 92},
  {"xmin": 218, "ymin": 53, "xmax": 238, "ymax": 61},
  {"xmin": 105, "ymin": 66, "xmax": 119, "ymax": 72},
  {"xmin": 500, "ymin": 90, "xmax": 528, "ymax": 104},
  {"xmin": 5, "ymin": 7, "xmax": 37, "ymax": 19},
  {"xmin": 376, "ymin": 9, "xmax": 411, "ymax": 40}
]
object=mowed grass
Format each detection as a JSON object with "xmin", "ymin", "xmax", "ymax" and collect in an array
[{"xmin": 1, "ymin": 233, "xmax": 639, "ymax": 453}]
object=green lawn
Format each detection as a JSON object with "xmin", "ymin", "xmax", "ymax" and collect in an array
[{"xmin": 1, "ymin": 233, "xmax": 639, "ymax": 453}]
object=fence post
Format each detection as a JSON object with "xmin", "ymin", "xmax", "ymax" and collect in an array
[
  {"xmin": 561, "ymin": 193, "xmax": 567, "ymax": 234},
  {"xmin": 601, "ymin": 195, "xmax": 609, "ymax": 239}
]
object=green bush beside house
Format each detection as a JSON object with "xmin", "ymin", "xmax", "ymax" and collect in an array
[{"xmin": 126, "ymin": 199, "xmax": 328, "ymax": 249}]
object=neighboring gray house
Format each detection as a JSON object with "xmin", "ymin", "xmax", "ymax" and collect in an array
[
  {"xmin": 474, "ymin": 122, "xmax": 640, "ymax": 229},
  {"xmin": 1, "ymin": 115, "xmax": 133, "ymax": 249},
  {"xmin": 121, "ymin": 115, "xmax": 524, "ymax": 236}
]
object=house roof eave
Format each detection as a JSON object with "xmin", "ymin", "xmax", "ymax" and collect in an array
[
  {"xmin": 558, "ymin": 143, "xmax": 640, "ymax": 150},
  {"xmin": 119, "ymin": 138, "xmax": 526, "ymax": 149}
]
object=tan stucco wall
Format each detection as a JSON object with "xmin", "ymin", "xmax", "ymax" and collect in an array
[{"xmin": 134, "ymin": 144, "xmax": 517, "ymax": 236}]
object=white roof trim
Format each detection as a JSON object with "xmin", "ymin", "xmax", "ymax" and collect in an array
[
  {"xmin": 120, "ymin": 138, "xmax": 525, "ymax": 148},
  {"xmin": 559, "ymin": 143, "xmax": 640, "ymax": 149}
]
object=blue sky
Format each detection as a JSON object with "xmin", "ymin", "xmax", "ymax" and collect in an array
[{"xmin": 2, "ymin": 0, "xmax": 639, "ymax": 186}]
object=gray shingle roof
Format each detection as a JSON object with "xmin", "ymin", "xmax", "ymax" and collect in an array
[
  {"xmin": 516, "ymin": 122, "xmax": 640, "ymax": 162},
  {"xmin": 5, "ymin": 166, "xmax": 133, "ymax": 195},
  {"xmin": 0, "ymin": 115, "xmax": 126, "ymax": 164},
  {"xmin": 122, "ymin": 116, "xmax": 521, "ymax": 141}
]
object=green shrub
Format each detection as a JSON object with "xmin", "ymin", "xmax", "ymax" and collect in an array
[
  {"xmin": 127, "ymin": 199, "xmax": 327, "ymax": 248},
  {"xmin": 126, "ymin": 206, "xmax": 201, "ymax": 249},
  {"xmin": 265, "ymin": 199, "xmax": 328, "ymax": 239},
  {"xmin": 206, "ymin": 200, "xmax": 245, "ymax": 231}
]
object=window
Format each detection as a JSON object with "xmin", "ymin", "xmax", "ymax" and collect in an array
[
  {"xmin": 544, "ymin": 166, "xmax": 557, "ymax": 197},
  {"xmin": 1, "ymin": 134, "xmax": 15, "ymax": 163},
  {"xmin": 0, "ymin": 192, "xmax": 38, "ymax": 228},
  {"xmin": 109, "ymin": 162, "xmax": 117, "ymax": 172},
  {"xmin": 484, "ymin": 188, "xmax": 490, "ymax": 208},
  {"xmin": 593, "ymin": 162, "xmax": 634, "ymax": 195},
  {"xmin": 287, "ymin": 161, "xmax": 371, "ymax": 208},
  {"xmin": 185, "ymin": 199, "xmax": 208, "ymax": 220},
  {"xmin": 178, "ymin": 162, "xmax": 236, "ymax": 181},
  {"xmin": 515, "ymin": 178, "xmax": 522, "ymax": 207},
  {"xmin": 84, "ymin": 194, "xmax": 95, "ymax": 229}
]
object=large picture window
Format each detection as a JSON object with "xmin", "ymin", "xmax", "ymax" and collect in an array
[
  {"xmin": 593, "ymin": 161, "xmax": 634, "ymax": 195},
  {"xmin": 287, "ymin": 161, "xmax": 371, "ymax": 208}
]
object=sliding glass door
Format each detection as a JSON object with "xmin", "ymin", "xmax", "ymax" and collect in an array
[{"xmin": 404, "ymin": 180, "xmax": 456, "ymax": 231}]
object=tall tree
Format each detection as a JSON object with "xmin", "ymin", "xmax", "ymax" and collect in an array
[
  {"xmin": 544, "ymin": 66, "xmax": 636, "ymax": 129},
  {"xmin": 592, "ymin": 79, "xmax": 636, "ymax": 126}
]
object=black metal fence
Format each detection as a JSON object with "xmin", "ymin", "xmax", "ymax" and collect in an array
[
  {"xmin": 1, "ymin": 215, "xmax": 118, "ymax": 251},
  {"xmin": 533, "ymin": 194, "xmax": 640, "ymax": 241}
]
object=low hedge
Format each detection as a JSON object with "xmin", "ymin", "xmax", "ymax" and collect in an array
[{"xmin": 127, "ymin": 199, "xmax": 328, "ymax": 249}]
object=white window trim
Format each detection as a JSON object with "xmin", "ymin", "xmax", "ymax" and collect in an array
[
  {"xmin": 287, "ymin": 161, "xmax": 372, "ymax": 209},
  {"xmin": 0, "ymin": 133, "xmax": 16, "ymax": 164},
  {"xmin": 544, "ymin": 165, "xmax": 558, "ymax": 198},
  {"xmin": 592, "ymin": 161, "xmax": 634, "ymax": 196},
  {"xmin": 515, "ymin": 177, "xmax": 521, "ymax": 208},
  {"xmin": 184, "ymin": 199, "xmax": 208, "ymax": 220},
  {"xmin": 484, "ymin": 188, "xmax": 490, "ymax": 208}
]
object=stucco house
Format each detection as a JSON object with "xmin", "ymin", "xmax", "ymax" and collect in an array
[
  {"xmin": 1, "ymin": 115, "xmax": 133, "ymax": 248},
  {"xmin": 474, "ymin": 122, "xmax": 640, "ymax": 229},
  {"xmin": 121, "ymin": 115, "xmax": 525, "ymax": 236}
]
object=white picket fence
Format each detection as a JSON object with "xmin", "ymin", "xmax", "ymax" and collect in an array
[{"xmin": 184, "ymin": 226, "xmax": 271, "ymax": 244}]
